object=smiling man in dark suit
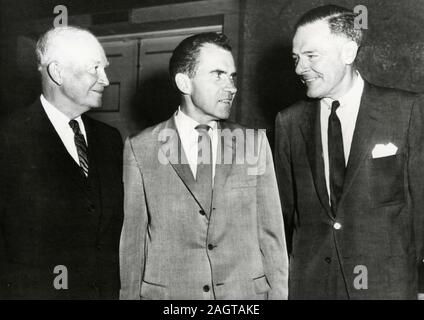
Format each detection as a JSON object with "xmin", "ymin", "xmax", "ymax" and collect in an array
[
  {"xmin": 275, "ymin": 5, "xmax": 424, "ymax": 299},
  {"xmin": 0, "ymin": 26, "xmax": 123, "ymax": 299}
]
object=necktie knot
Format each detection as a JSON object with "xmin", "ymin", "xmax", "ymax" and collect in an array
[
  {"xmin": 331, "ymin": 100, "xmax": 340, "ymax": 114},
  {"xmin": 195, "ymin": 124, "xmax": 211, "ymax": 134},
  {"xmin": 69, "ymin": 119, "xmax": 80, "ymax": 134}
]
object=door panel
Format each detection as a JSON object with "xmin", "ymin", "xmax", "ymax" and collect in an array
[
  {"xmin": 88, "ymin": 39, "xmax": 138, "ymax": 139},
  {"xmin": 92, "ymin": 27, "xmax": 221, "ymax": 140},
  {"xmin": 132, "ymin": 35, "xmax": 189, "ymax": 135}
]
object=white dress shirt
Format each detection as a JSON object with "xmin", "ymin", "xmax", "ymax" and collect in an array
[
  {"xmin": 40, "ymin": 94, "xmax": 87, "ymax": 166},
  {"xmin": 174, "ymin": 107, "xmax": 218, "ymax": 180},
  {"xmin": 320, "ymin": 72, "xmax": 365, "ymax": 200}
]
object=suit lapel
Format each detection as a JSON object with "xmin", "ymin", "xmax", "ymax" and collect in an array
[
  {"xmin": 213, "ymin": 121, "xmax": 235, "ymax": 194},
  {"xmin": 159, "ymin": 118, "xmax": 236, "ymax": 213},
  {"xmin": 159, "ymin": 118, "xmax": 213, "ymax": 212},
  {"xmin": 82, "ymin": 116, "xmax": 105, "ymax": 224},
  {"xmin": 338, "ymin": 82, "xmax": 380, "ymax": 207},
  {"xmin": 31, "ymin": 100, "xmax": 87, "ymax": 190},
  {"xmin": 299, "ymin": 100, "xmax": 332, "ymax": 216}
]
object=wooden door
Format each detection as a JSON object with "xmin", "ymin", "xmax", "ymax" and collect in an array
[
  {"xmin": 90, "ymin": 27, "xmax": 221, "ymax": 140},
  {"xmin": 87, "ymin": 39, "xmax": 138, "ymax": 139}
]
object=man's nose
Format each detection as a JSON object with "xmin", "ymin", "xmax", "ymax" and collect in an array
[
  {"xmin": 226, "ymin": 85, "xmax": 237, "ymax": 95},
  {"xmin": 225, "ymin": 79, "xmax": 237, "ymax": 95},
  {"xmin": 295, "ymin": 57, "xmax": 308, "ymax": 75},
  {"xmin": 98, "ymin": 68, "xmax": 110, "ymax": 86}
]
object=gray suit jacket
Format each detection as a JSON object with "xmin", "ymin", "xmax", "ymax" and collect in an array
[
  {"xmin": 120, "ymin": 116, "xmax": 288, "ymax": 299},
  {"xmin": 275, "ymin": 81, "xmax": 424, "ymax": 299}
]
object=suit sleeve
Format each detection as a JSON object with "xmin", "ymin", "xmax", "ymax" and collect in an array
[
  {"xmin": 95, "ymin": 129, "xmax": 125, "ymax": 299},
  {"xmin": 407, "ymin": 94, "xmax": 424, "ymax": 293},
  {"xmin": 256, "ymin": 130, "xmax": 289, "ymax": 300},
  {"xmin": 119, "ymin": 138, "xmax": 148, "ymax": 300},
  {"xmin": 0, "ymin": 128, "xmax": 7, "ymax": 297},
  {"xmin": 274, "ymin": 112, "xmax": 295, "ymax": 255}
]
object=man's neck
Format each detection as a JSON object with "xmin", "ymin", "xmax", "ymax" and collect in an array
[
  {"xmin": 329, "ymin": 68, "xmax": 358, "ymax": 101},
  {"xmin": 180, "ymin": 103, "xmax": 215, "ymax": 125},
  {"xmin": 43, "ymin": 91, "xmax": 86, "ymax": 120}
]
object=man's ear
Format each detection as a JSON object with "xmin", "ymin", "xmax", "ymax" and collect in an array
[
  {"xmin": 46, "ymin": 62, "xmax": 63, "ymax": 86},
  {"xmin": 341, "ymin": 41, "xmax": 359, "ymax": 65},
  {"xmin": 175, "ymin": 73, "xmax": 192, "ymax": 95}
]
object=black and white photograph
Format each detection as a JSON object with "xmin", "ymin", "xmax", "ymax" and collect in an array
[{"xmin": 0, "ymin": 0, "xmax": 423, "ymax": 311}]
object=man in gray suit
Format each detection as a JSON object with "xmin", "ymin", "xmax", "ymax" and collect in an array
[
  {"xmin": 120, "ymin": 32, "xmax": 288, "ymax": 300},
  {"xmin": 275, "ymin": 5, "xmax": 424, "ymax": 299}
]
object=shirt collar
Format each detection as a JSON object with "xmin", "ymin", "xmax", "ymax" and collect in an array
[
  {"xmin": 40, "ymin": 94, "xmax": 85, "ymax": 134},
  {"xmin": 174, "ymin": 106, "xmax": 217, "ymax": 133}
]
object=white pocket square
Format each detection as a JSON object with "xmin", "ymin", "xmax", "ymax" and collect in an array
[{"xmin": 372, "ymin": 143, "xmax": 398, "ymax": 158}]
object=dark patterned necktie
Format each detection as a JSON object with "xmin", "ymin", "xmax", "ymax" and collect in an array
[
  {"xmin": 328, "ymin": 100, "xmax": 345, "ymax": 214},
  {"xmin": 195, "ymin": 124, "xmax": 213, "ymax": 214},
  {"xmin": 69, "ymin": 119, "xmax": 89, "ymax": 177}
]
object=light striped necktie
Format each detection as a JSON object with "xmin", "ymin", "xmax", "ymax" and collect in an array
[
  {"xmin": 195, "ymin": 124, "xmax": 213, "ymax": 215},
  {"xmin": 69, "ymin": 119, "xmax": 89, "ymax": 177}
]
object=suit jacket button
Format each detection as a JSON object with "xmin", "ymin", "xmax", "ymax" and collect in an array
[
  {"xmin": 208, "ymin": 244, "xmax": 214, "ymax": 250},
  {"xmin": 333, "ymin": 222, "xmax": 342, "ymax": 230},
  {"xmin": 325, "ymin": 257, "xmax": 331, "ymax": 263},
  {"xmin": 199, "ymin": 209, "xmax": 206, "ymax": 216},
  {"xmin": 203, "ymin": 285, "xmax": 210, "ymax": 292}
]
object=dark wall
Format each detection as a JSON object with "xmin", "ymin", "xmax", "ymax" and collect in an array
[
  {"xmin": 0, "ymin": 0, "xmax": 206, "ymax": 115},
  {"xmin": 239, "ymin": 0, "xmax": 424, "ymax": 144},
  {"xmin": 2, "ymin": 0, "xmax": 424, "ymax": 134}
]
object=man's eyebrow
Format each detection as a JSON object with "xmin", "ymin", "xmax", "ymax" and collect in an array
[
  {"xmin": 210, "ymin": 70, "xmax": 237, "ymax": 77},
  {"xmin": 210, "ymin": 69, "xmax": 226, "ymax": 74},
  {"xmin": 91, "ymin": 60, "xmax": 109, "ymax": 67},
  {"xmin": 299, "ymin": 50, "xmax": 317, "ymax": 55}
]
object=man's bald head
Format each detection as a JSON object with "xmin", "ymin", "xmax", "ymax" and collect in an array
[
  {"xmin": 35, "ymin": 26, "xmax": 110, "ymax": 118},
  {"xmin": 36, "ymin": 26, "xmax": 104, "ymax": 71}
]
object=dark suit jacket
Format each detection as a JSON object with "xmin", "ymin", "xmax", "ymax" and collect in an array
[
  {"xmin": 275, "ymin": 81, "xmax": 424, "ymax": 299},
  {"xmin": 0, "ymin": 99, "xmax": 124, "ymax": 299}
]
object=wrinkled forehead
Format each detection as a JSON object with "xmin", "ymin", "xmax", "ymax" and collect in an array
[
  {"xmin": 292, "ymin": 20, "xmax": 346, "ymax": 53},
  {"xmin": 51, "ymin": 34, "xmax": 108, "ymax": 66},
  {"xmin": 197, "ymin": 43, "xmax": 235, "ymax": 69}
]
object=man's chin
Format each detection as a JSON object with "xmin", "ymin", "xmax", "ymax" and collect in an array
[
  {"xmin": 305, "ymin": 89, "xmax": 321, "ymax": 99},
  {"xmin": 220, "ymin": 108, "xmax": 231, "ymax": 120},
  {"xmin": 87, "ymin": 100, "xmax": 103, "ymax": 109}
]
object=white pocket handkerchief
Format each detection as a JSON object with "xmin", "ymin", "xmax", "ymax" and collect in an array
[{"xmin": 372, "ymin": 143, "xmax": 398, "ymax": 158}]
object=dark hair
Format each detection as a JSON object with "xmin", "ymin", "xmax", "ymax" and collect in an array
[
  {"xmin": 295, "ymin": 4, "xmax": 363, "ymax": 46},
  {"xmin": 169, "ymin": 32, "xmax": 232, "ymax": 83}
]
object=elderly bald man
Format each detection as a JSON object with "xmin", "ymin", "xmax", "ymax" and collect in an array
[{"xmin": 0, "ymin": 26, "xmax": 123, "ymax": 299}]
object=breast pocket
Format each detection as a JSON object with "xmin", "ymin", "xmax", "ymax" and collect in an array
[
  {"xmin": 369, "ymin": 153, "xmax": 405, "ymax": 207},
  {"xmin": 229, "ymin": 175, "xmax": 257, "ymax": 189},
  {"xmin": 140, "ymin": 280, "xmax": 168, "ymax": 300}
]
